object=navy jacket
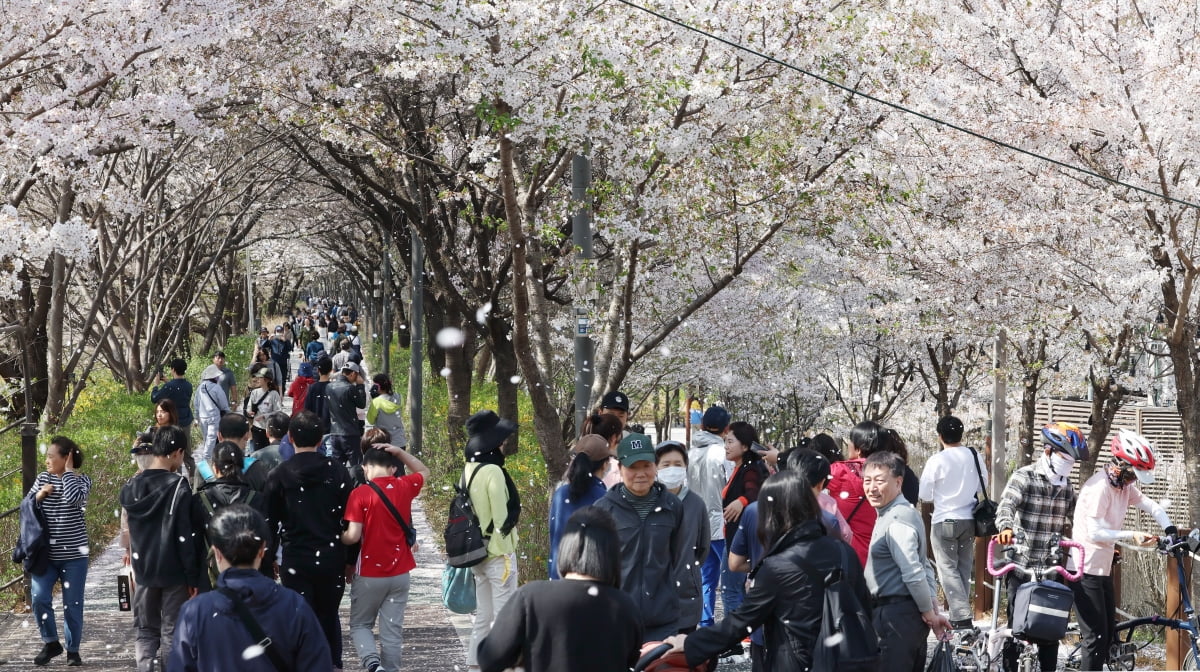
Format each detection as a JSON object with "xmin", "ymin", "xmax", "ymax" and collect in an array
[
  {"xmin": 12, "ymin": 494, "xmax": 48, "ymax": 575},
  {"xmin": 592, "ymin": 483, "xmax": 685, "ymax": 634},
  {"xmin": 168, "ymin": 568, "xmax": 329, "ymax": 671}
]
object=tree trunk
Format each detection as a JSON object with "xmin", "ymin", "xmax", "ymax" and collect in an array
[
  {"xmin": 1080, "ymin": 325, "xmax": 1133, "ymax": 475},
  {"xmin": 44, "ymin": 252, "xmax": 68, "ymax": 428},
  {"xmin": 444, "ymin": 311, "xmax": 475, "ymax": 452},
  {"xmin": 498, "ymin": 126, "xmax": 567, "ymax": 477},
  {"xmin": 1013, "ymin": 335, "xmax": 1048, "ymax": 467},
  {"xmin": 489, "ymin": 317, "xmax": 520, "ymax": 449}
]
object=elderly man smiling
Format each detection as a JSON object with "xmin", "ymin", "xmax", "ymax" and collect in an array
[
  {"xmin": 593, "ymin": 433, "xmax": 686, "ymax": 641},
  {"xmin": 863, "ymin": 451, "xmax": 951, "ymax": 672}
]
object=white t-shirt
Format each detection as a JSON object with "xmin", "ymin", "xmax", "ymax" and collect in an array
[{"xmin": 918, "ymin": 445, "xmax": 988, "ymax": 524}]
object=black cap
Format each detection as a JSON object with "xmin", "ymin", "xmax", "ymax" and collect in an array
[{"xmin": 600, "ymin": 391, "xmax": 630, "ymax": 412}]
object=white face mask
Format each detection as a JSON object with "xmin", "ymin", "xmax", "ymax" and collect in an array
[
  {"xmin": 1049, "ymin": 452, "xmax": 1075, "ymax": 480},
  {"xmin": 657, "ymin": 466, "xmax": 687, "ymax": 490}
]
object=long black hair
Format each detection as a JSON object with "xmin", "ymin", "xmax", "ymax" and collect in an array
[
  {"xmin": 757, "ymin": 470, "xmax": 821, "ymax": 549},
  {"xmin": 565, "ymin": 454, "xmax": 605, "ymax": 500},
  {"xmin": 556, "ymin": 507, "xmax": 623, "ymax": 587},
  {"xmin": 208, "ymin": 504, "xmax": 270, "ymax": 567}
]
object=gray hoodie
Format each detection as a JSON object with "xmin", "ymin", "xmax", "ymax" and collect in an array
[{"xmin": 688, "ymin": 429, "xmax": 732, "ymax": 541}]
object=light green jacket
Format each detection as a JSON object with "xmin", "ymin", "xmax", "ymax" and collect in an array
[{"xmin": 465, "ymin": 462, "xmax": 518, "ymax": 557}]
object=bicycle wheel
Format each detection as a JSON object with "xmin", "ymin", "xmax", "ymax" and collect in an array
[{"xmin": 1185, "ymin": 647, "xmax": 1198, "ymax": 670}]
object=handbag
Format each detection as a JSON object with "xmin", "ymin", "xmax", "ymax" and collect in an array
[
  {"xmin": 968, "ymin": 446, "xmax": 999, "ymax": 537},
  {"xmin": 442, "ymin": 564, "xmax": 477, "ymax": 614}
]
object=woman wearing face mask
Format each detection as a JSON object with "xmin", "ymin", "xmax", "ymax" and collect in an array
[
  {"xmin": 547, "ymin": 435, "xmax": 611, "ymax": 579},
  {"xmin": 656, "ymin": 440, "xmax": 710, "ymax": 634}
]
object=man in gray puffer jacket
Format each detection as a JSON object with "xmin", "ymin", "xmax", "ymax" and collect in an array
[{"xmin": 688, "ymin": 406, "xmax": 732, "ymax": 627}]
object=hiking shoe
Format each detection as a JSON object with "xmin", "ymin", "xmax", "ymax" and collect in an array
[
  {"xmin": 34, "ymin": 641, "xmax": 64, "ymax": 665},
  {"xmin": 67, "ymin": 651, "xmax": 82, "ymax": 666}
]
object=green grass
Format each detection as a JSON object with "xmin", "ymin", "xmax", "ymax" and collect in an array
[
  {"xmin": 372, "ymin": 344, "xmax": 552, "ymax": 583},
  {"xmin": 0, "ymin": 335, "xmax": 258, "ymax": 607}
]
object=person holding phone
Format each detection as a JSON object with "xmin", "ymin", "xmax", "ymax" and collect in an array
[{"xmin": 719, "ymin": 421, "xmax": 769, "ymax": 623}]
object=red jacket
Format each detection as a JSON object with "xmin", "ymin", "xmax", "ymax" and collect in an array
[{"xmin": 827, "ymin": 458, "xmax": 876, "ymax": 567}]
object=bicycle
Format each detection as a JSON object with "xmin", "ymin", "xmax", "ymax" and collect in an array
[
  {"xmin": 1064, "ymin": 531, "xmax": 1200, "ymax": 671},
  {"xmin": 966, "ymin": 537, "xmax": 1085, "ymax": 672}
]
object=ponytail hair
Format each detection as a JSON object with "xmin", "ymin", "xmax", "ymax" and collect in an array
[
  {"xmin": 207, "ymin": 504, "xmax": 269, "ymax": 567},
  {"xmin": 566, "ymin": 452, "xmax": 606, "ymax": 500},
  {"xmin": 49, "ymin": 436, "xmax": 84, "ymax": 468},
  {"xmin": 213, "ymin": 441, "xmax": 245, "ymax": 480}
]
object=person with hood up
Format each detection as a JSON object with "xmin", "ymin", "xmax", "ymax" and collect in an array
[
  {"xmin": 264, "ymin": 410, "xmax": 354, "ymax": 672},
  {"xmin": 593, "ymin": 433, "xmax": 686, "ymax": 641},
  {"xmin": 687, "ymin": 405, "xmax": 732, "ymax": 627},
  {"xmin": 168, "ymin": 504, "xmax": 329, "ymax": 671},
  {"xmin": 462, "ymin": 410, "xmax": 523, "ymax": 672},
  {"xmin": 119, "ymin": 425, "xmax": 202, "ymax": 672},
  {"xmin": 193, "ymin": 364, "xmax": 230, "ymax": 464},
  {"xmin": 287, "ymin": 361, "xmax": 316, "ymax": 417}
]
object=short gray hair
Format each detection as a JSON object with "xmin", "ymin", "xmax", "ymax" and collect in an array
[{"xmin": 864, "ymin": 451, "xmax": 905, "ymax": 479}]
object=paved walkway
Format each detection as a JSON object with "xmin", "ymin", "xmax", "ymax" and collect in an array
[
  {"xmin": 0, "ymin": 338, "xmax": 469, "ymax": 670},
  {"xmin": 0, "ymin": 498, "xmax": 466, "ymax": 670}
]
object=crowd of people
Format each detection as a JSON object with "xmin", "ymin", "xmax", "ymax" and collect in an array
[
  {"xmin": 18, "ymin": 297, "xmax": 1180, "ymax": 672},
  {"xmin": 514, "ymin": 400, "xmax": 1176, "ymax": 672}
]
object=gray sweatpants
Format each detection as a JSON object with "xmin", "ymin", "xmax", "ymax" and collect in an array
[
  {"xmin": 349, "ymin": 572, "xmax": 412, "ymax": 672},
  {"xmin": 133, "ymin": 583, "xmax": 189, "ymax": 672},
  {"xmin": 929, "ymin": 518, "xmax": 975, "ymax": 622}
]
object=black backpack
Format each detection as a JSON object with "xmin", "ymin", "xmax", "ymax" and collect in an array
[
  {"xmin": 796, "ymin": 543, "xmax": 880, "ymax": 672},
  {"xmin": 444, "ymin": 465, "xmax": 488, "ymax": 568}
]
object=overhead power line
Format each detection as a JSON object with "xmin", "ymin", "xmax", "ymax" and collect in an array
[{"xmin": 610, "ymin": 0, "xmax": 1200, "ymax": 212}]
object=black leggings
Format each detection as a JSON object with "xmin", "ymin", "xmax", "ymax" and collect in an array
[{"xmin": 1070, "ymin": 573, "xmax": 1115, "ymax": 671}]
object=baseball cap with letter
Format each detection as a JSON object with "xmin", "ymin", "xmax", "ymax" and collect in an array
[{"xmin": 617, "ymin": 433, "xmax": 655, "ymax": 466}]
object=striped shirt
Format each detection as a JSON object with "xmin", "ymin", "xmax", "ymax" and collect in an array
[
  {"xmin": 995, "ymin": 459, "xmax": 1075, "ymax": 575},
  {"xmin": 28, "ymin": 471, "xmax": 92, "ymax": 562}
]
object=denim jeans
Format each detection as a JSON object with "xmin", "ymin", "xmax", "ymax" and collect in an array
[
  {"xmin": 699, "ymin": 539, "xmax": 724, "ymax": 626},
  {"xmin": 31, "ymin": 556, "xmax": 88, "ymax": 652},
  {"xmin": 720, "ymin": 548, "xmax": 746, "ymax": 615},
  {"xmin": 350, "ymin": 573, "xmax": 411, "ymax": 672}
]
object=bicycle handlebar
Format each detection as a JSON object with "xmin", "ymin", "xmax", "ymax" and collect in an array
[{"xmin": 987, "ymin": 538, "xmax": 1085, "ymax": 582}]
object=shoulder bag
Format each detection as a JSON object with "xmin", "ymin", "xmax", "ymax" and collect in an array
[
  {"xmin": 218, "ymin": 587, "xmax": 288, "ymax": 671},
  {"xmin": 366, "ymin": 481, "xmax": 418, "ymax": 548},
  {"xmin": 967, "ymin": 446, "xmax": 999, "ymax": 537}
]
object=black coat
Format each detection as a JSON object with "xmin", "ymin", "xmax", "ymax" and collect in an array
[
  {"xmin": 684, "ymin": 519, "xmax": 871, "ymax": 671},
  {"xmin": 592, "ymin": 483, "xmax": 685, "ymax": 634}
]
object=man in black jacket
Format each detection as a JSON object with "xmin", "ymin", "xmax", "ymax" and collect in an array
[
  {"xmin": 326, "ymin": 362, "xmax": 366, "ymax": 467},
  {"xmin": 265, "ymin": 411, "xmax": 355, "ymax": 671},
  {"xmin": 592, "ymin": 433, "xmax": 685, "ymax": 641},
  {"xmin": 120, "ymin": 425, "xmax": 202, "ymax": 672}
]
